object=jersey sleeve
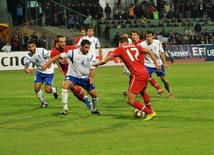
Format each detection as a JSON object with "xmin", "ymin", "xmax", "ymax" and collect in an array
[
  {"xmin": 61, "ymin": 50, "xmax": 73, "ymax": 59},
  {"xmin": 23, "ymin": 55, "xmax": 31, "ymax": 67},
  {"xmin": 44, "ymin": 48, "xmax": 51, "ymax": 58},
  {"xmin": 136, "ymin": 45, "xmax": 144, "ymax": 54},
  {"xmin": 76, "ymin": 37, "xmax": 83, "ymax": 46},
  {"xmin": 159, "ymin": 42, "xmax": 164, "ymax": 53},
  {"xmin": 50, "ymin": 49, "xmax": 57, "ymax": 58},
  {"xmin": 112, "ymin": 47, "xmax": 122, "ymax": 57},
  {"xmin": 95, "ymin": 38, "xmax": 101, "ymax": 48}
]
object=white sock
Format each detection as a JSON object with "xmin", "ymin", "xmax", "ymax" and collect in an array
[
  {"xmin": 62, "ymin": 89, "xmax": 68, "ymax": 110},
  {"xmin": 92, "ymin": 97, "xmax": 98, "ymax": 110},
  {"xmin": 51, "ymin": 87, "xmax": 56, "ymax": 93},
  {"xmin": 37, "ymin": 90, "xmax": 44, "ymax": 101}
]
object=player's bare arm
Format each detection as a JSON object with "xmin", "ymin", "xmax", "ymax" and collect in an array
[
  {"xmin": 98, "ymin": 47, "xmax": 103, "ymax": 57},
  {"xmin": 93, "ymin": 55, "xmax": 114, "ymax": 67},
  {"xmin": 55, "ymin": 60, "xmax": 63, "ymax": 72},
  {"xmin": 23, "ymin": 66, "xmax": 34, "ymax": 75},
  {"xmin": 41, "ymin": 55, "xmax": 62, "ymax": 71},
  {"xmin": 88, "ymin": 69, "xmax": 96, "ymax": 84},
  {"xmin": 160, "ymin": 52, "xmax": 170, "ymax": 69}
]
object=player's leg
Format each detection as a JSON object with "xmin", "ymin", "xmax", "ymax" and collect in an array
[
  {"xmin": 139, "ymin": 88, "xmax": 156, "ymax": 121},
  {"xmin": 34, "ymin": 73, "xmax": 48, "ymax": 107},
  {"xmin": 149, "ymin": 77, "xmax": 164, "ymax": 96},
  {"xmin": 88, "ymin": 89, "xmax": 101, "ymax": 115},
  {"xmin": 140, "ymin": 89, "xmax": 152, "ymax": 110},
  {"xmin": 160, "ymin": 76, "xmax": 174, "ymax": 99},
  {"xmin": 128, "ymin": 76, "xmax": 153, "ymax": 115},
  {"xmin": 129, "ymin": 75, "xmax": 156, "ymax": 121},
  {"xmin": 70, "ymin": 85, "xmax": 91, "ymax": 108},
  {"xmin": 34, "ymin": 82, "xmax": 48, "ymax": 107},
  {"xmin": 44, "ymin": 74, "xmax": 58, "ymax": 99},
  {"xmin": 127, "ymin": 91, "xmax": 152, "ymax": 114},
  {"xmin": 146, "ymin": 66, "xmax": 164, "ymax": 96},
  {"xmin": 61, "ymin": 79, "xmax": 74, "ymax": 115}
]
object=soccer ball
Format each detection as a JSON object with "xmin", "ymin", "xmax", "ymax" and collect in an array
[{"xmin": 133, "ymin": 109, "xmax": 146, "ymax": 118}]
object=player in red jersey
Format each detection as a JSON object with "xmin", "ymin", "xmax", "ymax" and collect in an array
[
  {"xmin": 94, "ymin": 37, "xmax": 160, "ymax": 121},
  {"xmin": 73, "ymin": 28, "xmax": 86, "ymax": 45},
  {"xmin": 51, "ymin": 35, "xmax": 92, "ymax": 110},
  {"xmin": 123, "ymin": 30, "xmax": 146, "ymax": 96}
]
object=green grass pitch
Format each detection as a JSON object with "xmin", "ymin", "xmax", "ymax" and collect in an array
[{"xmin": 0, "ymin": 62, "xmax": 214, "ymax": 155}]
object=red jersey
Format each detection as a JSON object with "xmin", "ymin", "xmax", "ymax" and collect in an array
[
  {"xmin": 132, "ymin": 39, "xmax": 143, "ymax": 46},
  {"xmin": 51, "ymin": 45, "xmax": 77, "ymax": 75},
  {"xmin": 74, "ymin": 36, "xmax": 81, "ymax": 45},
  {"xmin": 112, "ymin": 44, "xmax": 147, "ymax": 76},
  {"xmin": 112, "ymin": 44, "xmax": 149, "ymax": 94}
]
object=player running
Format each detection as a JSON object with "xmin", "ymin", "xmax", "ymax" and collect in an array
[
  {"xmin": 139, "ymin": 31, "xmax": 174, "ymax": 98},
  {"xmin": 42, "ymin": 39, "xmax": 101, "ymax": 115},
  {"xmin": 94, "ymin": 37, "xmax": 159, "ymax": 121},
  {"xmin": 51, "ymin": 35, "xmax": 93, "ymax": 111},
  {"xmin": 23, "ymin": 41, "xmax": 58, "ymax": 108}
]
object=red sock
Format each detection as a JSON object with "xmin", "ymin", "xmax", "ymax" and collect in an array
[
  {"xmin": 132, "ymin": 100, "xmax": 152, "ymax": 114},
  {"xmin": 71, "ymin": 86, "xmax": 85, "ymax": 101},
  {"xmin": 142, "ymin": 92, "xmax": 152, "ymax": 110},
  {"xmin": 149, "ymin": 78, "xmax": 161, "ymax": 91}
]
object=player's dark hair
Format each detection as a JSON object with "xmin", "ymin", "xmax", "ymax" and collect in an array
[
  {"xmin": 27, "ymin": 40, "xmax": 36, "ymax": 45},
  {"xmin": 87, "ymin": 26, "xmax": 93, "ymax": 31},
  {"xmin": 80, "ymin": 27, "xmax": 86, "ymax": 31},
  {"xmin": 146, "ymin": 30, "xmax": 154, "ymax": 36},
  {"xmin": 131, "ymin": 30, "xmax": 140, "ymax": 35},
  {"xmin": 119, "ymin": 37, "xmax": 128, "ymax": 43},
  {"xmin": 56, "ymin": 35, "xmax": 65, "ymax": 42},
  {"xmin": 81, "ymin": 39, "xmax": 90, "ymax": 46}
]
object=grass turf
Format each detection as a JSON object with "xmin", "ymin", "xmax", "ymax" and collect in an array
[{"xmin": 0, "ymin": 62, "xmax": 214, "ymax": 155}]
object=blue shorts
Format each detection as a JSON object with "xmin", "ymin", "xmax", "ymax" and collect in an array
[
  {"xmin": 34, "ymin": 71, "xmax": 54, "ymax": 86},
  {"xmin": 145, "ymin": 65, "xmax": 166, "ymax": 77},
  {"xmin": 65, "ymin": 75, "xmax": 95, "ymax": 91}
]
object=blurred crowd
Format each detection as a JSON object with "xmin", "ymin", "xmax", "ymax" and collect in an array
[{"xmin": 1, "ymin": 0, "xmax": 214, "ymax": 52}]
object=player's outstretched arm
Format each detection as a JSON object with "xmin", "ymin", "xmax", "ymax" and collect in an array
[
  {"xmin": 93, "ymin": 55, "xmax": 114, "ymax": 67},
  {"xmin": 41, "ymin": 55, "xmax": 62, "ymax": 71}
]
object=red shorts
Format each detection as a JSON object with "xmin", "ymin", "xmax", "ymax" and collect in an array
[{"xmin": 129, "ymin": 74, "xmax": 149, "ymax": 94}]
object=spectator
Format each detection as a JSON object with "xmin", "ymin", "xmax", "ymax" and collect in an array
[
  {"xmin": 16, "ymin": 3, "xmax": 24, "ymax": 25},
  {"xmin": 83, "ymin": 14, "xmax": 92, "ymax": 29},
  {"xmin": 128, "ymin": 4, "xmax": 135, "ymax": 19},
  {"xmin": 104, "ymin": 3, "xmax": 112, "ymax": 19},
  {"xmin": 11, "ymin": 32, "xmax": 21, "ymax": 51},
  {"xmin": 22, "ymin": 33, "xmax": 29, "ymax": 51},
  {"xmin": 38, "ymin": 3, "xmax": 44, "ymax": 26},
  {"xmin": 198, "ymin": 2, "xmax": 204, "ymax": 18},
  {"xmin": 30, "ymin": 31, "xmax": 38, "ymax": 46},
  {"xmin": 44, "ymin": 2, "xmax": 52, "ymax": 26},
  {"xmin": 67, "ymin": 14, "xmax": 76, "ymax": 31},
  {"xmin": 153, "ymin": 9, "xmax": 159, "ymax": 20},
  {"xmin": 184, "ymin": 26, "xmax": 193, "ymax": 35},
  {"xmin": 97, "ymin": 3, "xmax": 104, "ymax": 19},
  {"xmin": 38, "ymin": 32, "xmax": 47, "ymax": 48},
  {"xmin": 113, "ymin": 32, "xmax": 120, "ymax": 47},
  {"xmin": 1, "ymin": 42, "xmax": 12, "ymax": 53},
  {"xmin": 52, "ymin": 14, "xmax": 60, "ymax": 26}
]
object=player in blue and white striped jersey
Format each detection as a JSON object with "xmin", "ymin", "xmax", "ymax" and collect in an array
[
  {"xmin": 42, "ymin": 39, "xmax": 101, "ymax": 115},
  {"xmin": 23, "ymin": 41, "xmax": 58, "ymax": 108}
]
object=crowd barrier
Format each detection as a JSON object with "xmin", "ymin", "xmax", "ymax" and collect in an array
[{"xmin": 0, "ymin": 44, "xmax": 213, "ymax": 71}]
